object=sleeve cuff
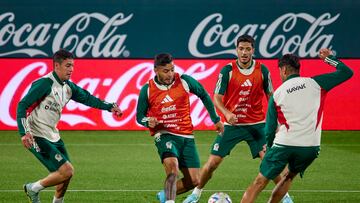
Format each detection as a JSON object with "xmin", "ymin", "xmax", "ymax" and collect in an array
[
  {"xmin": 212, "ymin": 116, "xmax": 221, "ymax": 124},
  {"xmin": 324, "ymin": 55, "xmax": 339, "ymax": 67}
]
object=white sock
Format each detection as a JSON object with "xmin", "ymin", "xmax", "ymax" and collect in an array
[
  {"xmin": 31, "ymin": 181, "xmax": 45, "ymax": 193},
  {"xmin": 165, "ymin": 201, "xmax": 175, "ymax": 203},
  {"xmin": 284, "ymin": 192, "xmax": 290, "ymax": 197},
  {"xmin": 192, "ymin": 187, "xmax": 203, "ymax": 196},
  {"xmin": 53, "ymin": 196, "xmax": 64, "ymax": 203}
]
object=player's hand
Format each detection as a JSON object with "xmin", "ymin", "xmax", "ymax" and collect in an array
[
  {"xmin": 111, "ymin": 103, "xmax": 123, "ymax": 117},
  {"xmin": 262, "ymin": 144, "xmax": 267, "ymax": 154},
  {"xmin": 214, "ymin": 121, "xmax": 224, "ymax": 136},
  {"xmin": 319, "ymin": 48, "xmax": 333, "ymax": 60},
  {"xmin": 148, "ymin": 117, "xmax": 159, "ymax": 128},
  {"xmin": 224, "ymin": 112, "xmax": 237, "ymax": 125},
  {"xmin": 21, "ymin": 133, "xmax": 34, "ymax": 149}
]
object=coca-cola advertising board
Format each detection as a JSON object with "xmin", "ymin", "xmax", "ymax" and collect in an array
[
  {"xmin": 0, "ymin": 1, "xmax": 359, "ymax": 58},
  {"xmin": 1, "ymin": 59, "xmax": 359, "ymax": 131}
]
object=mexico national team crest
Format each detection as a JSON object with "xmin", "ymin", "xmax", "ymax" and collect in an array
[
  {"xmin": 55, "ymin": 154, "xmax": 63, "ymax": 162},
  {"xmin": 166, "ymin": 141, "xmax": 172, "ymax": 149},
  {"xmin": 213, "ymin": 143, "xmax": 219, "ymax": 151}
]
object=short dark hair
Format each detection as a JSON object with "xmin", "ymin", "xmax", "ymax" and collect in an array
[
  {"xmin": 154, "ymin": 53, "xmax": 173, "ymax": 67},
  {"xmin": 236, "ymin": 34, "xmax": 255, "ymax": 47},
  {"xmin": 53, "ymin": 49, "xmax": 74, "ymax": 64},
  {"xmin": 278, "ymin": 53, "xmax": 300, "ymax": 71}
]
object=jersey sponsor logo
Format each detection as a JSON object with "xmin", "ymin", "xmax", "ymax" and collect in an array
[
  {"xmin": 239, "ymin": 90, "xmax": 250, "ymax": 96},
  {"xmin": 44, "ymin": 101, "xmax": 60, "ymax": 112},
  {"xmin": 235, "ymin": 107, "xmax": 248, "ymax": 112},
  {"xmin": 238, "ymin": 97, "xmax": 248, "ymax": 102},
  {"xmin": 241, "ymin": 79, "xmax": 252, "ymax": 87},
  {"xmin": 164, "ymin": 123, "xmax": 178, "ymax": 128},
  {"xmin": 161, "ymin": 104, "xmax": 177, "ymax": 113},
  {"xmin": 162, "ymin": 113, "xmax": 177, "ymax": 120},
  {"xmin": 286, "ymin": 83, "xmax": 306, "ymax": 94},
  {"xmin": 161, "ymin": 94, "xmax": 174, "ymax": 104}
]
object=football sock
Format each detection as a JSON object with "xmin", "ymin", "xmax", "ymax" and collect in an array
[
  {"xmin": 165, "ymin": 201, "xmax": 175, "ymax": 203},
  {"xmin": 53, "ymin": 196, "xmax": 64, "ymax": 203},
  {"xmin": 31, "ymin": 181, "xmax": 45, "ymax": 193},
  {"xmin": 193, "ymin": 187, "xmax": 202, "ymax": 196}
]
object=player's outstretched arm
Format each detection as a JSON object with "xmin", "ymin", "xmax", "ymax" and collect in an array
[
  {"xmin": 66, "ymin": 80, "xmax": 120, "ymax": 112},
  {"xmin": 313, "ymin": 48, "xmax": 354, "ymax": 91}
]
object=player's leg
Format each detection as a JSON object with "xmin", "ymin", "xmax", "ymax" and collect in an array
[
  {"xmin": 241, "ymin": 144, "xmax": 288, "ymax": 203},
  {"xmin": 154, "ymin": 134, "xmax": 181, "ymax": 203},
  {"xmin": 40, "ymin": 162, "xmax": 74, "ymax": 187},
  {"xmin": 268, "ymin": 171, "xmax": 297, "ymax": 203},
  {"xmin": 177, "ymin": 168, "xmax": 199, "ymax": 194},
  {"xmin": 53, "ymin": 140, "xmax": 73, "ymax": 203},
  {"xmin": 53, "ymin": 178, "xmax": 71, "ymax": 203},
  {"xmin": 176, "ymin": 137, "xmax": 200, "ymax": 194},
  {"xmin": 199, "ymin": 125, "xmax": 241, "ymax": 189},
  {"xmin": 24, "ymin": 137, "xmax": 72, "ymax": 203},
  {"xmin": 163, "ymin": 156, "xmax": 179, "ymax": 202},
  {"xmin": 183, "ymin": 126, "xmax": 240, "ymax": 203},
  {"xmin": 269, "ymin": 146, "xmax": 320, "ymax": 203},
  {"xmin": 241, "ymin": 172, "xmax": 270, "ymax": 203},
  {"xmin": 198, "ymin": 154, "xmax": 223, "ymax": 188},
  {"xmin": 249, "ymin": 123, "xmax": 293, "ymax": 203},
  {"xmin": 259, "ymin": 152, "xmax": 293, "ymax": 203}
]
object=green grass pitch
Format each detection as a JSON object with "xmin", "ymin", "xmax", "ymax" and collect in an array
[{"xmin": 0, "ymin": 130, "xmax": 359, "ymax": 202}]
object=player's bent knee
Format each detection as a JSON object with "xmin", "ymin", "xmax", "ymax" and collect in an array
[
  {"xmin": 253, "ymin": 175, "xmax": 268, "ymax": 188},
  {"xmin": 207, "ymin": 156, "xmax": 222, "ymax": 171},
  {"xmin": 58, "ymin": 162, "xmax": 74, "ymax": 179}
]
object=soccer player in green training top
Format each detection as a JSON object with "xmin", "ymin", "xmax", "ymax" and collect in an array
[
  {"xmin": 240, "ymin": 48, "xmax": 353, "ymax": 203},
  {"xmin": 17, "ymin": 49, "xmax": 122, "ymax": 203},
  {"xmin": 136, "ymin": 53, "xmax": 224, "ymax": 203},
  {"xmin": 184, "ymin": 34, "xmax": 293, "ymax": 203}
]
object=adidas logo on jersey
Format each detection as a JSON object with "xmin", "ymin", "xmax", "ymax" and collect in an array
[
  {"xmin": 241, "ymin": 79, "xmax": 252, "ymax": 87},
  {"xmin": 161, "ymin": 95, "xmax": 174, "ymax": 104}
]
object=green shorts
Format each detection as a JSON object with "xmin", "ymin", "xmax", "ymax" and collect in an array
[
  {"xmin": 210, "ymin": 124, "xmax": 266, "ymax": 158},
  {"xmin": 29, "ymin": 137, "xmax": 70, "ymax": 172},
  {"xmin": 260, "ymin": 144, "xmax": 320, "ymax": 180},
  {"xmin": 154, "ymin": 133, "xmax": 200, "ymax": 168}
]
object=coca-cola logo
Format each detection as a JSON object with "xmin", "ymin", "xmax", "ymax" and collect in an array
[
  {"xmin": 0, "ymin": 60, "xmax": 219, "ymax": 128},
  {"xmin": 0, "ymin": 12, "xmax": 132, "ymax": 57},
  {"xmin": 189, "ymin": 12, "xmax": 340, "ymax": 58}
]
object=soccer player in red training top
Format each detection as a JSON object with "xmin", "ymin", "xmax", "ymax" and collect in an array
[
  {"xmin": 240, "ymin": 48, "xmax": 353, "ymax": 203},
  {"xmin": 17, "ymin": 49, "xmax": 122, "ymax": 203},
  {"xmin": 136, "ymin": 53, "xmax": 224, "ymax": 203},
  {"xmin": 184, "ymin": 34, "xmax": 293, "ymax": 203}
]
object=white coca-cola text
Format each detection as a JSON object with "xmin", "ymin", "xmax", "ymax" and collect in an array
[
  {"xmin": 188, "ymin": 12, "xmax": 339, "ymax": 58},
  {"xmin": 0, "ymin": 12, "xmax": 132, "ymax": 57}
]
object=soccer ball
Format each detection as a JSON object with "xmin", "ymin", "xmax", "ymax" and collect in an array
[{"xmin": 208, "ymin": 192, "xmax": 232, "ymax": 203}]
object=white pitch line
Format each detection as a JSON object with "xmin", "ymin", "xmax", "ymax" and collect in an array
[
  {"xmin": 1, "ymin": 189, "xmax": 359, "ymax": 193},
  {"xmin": 1, "ymin": 143, "xmax": 360, "ymax": 146}
]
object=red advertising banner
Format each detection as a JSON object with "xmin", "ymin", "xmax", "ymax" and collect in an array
[{"xmin": 0, "ymin": 59, "xmax": 359, "ymax": 131}]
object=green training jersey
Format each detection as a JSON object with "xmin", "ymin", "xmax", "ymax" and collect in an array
[{"xmin": 17, "ymin": 71, "xmax": 114, "ymax": 142}]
